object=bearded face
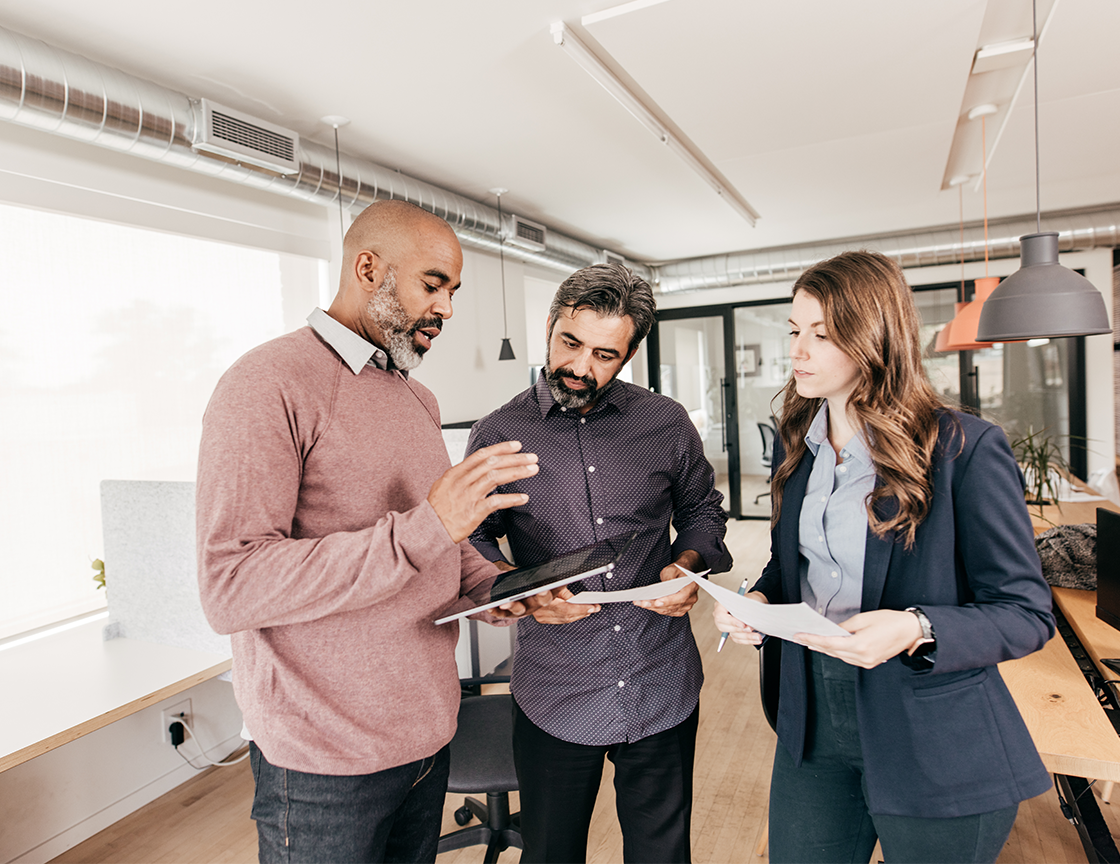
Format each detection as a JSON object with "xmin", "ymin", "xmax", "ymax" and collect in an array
[
  {"xmin": 543, "ymin": 349, "xmax": 602, "ymax": 410},
  {"xmin": 365, "ymin": 266, "xmax": 442, "ymax": 371}
]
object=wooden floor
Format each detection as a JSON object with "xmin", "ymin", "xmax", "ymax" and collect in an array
[{"xmin": 52, "ymin": 520, "xmax": 1116, "ymax": 863}]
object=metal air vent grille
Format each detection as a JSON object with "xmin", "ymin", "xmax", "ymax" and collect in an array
[
  {"xmin": 510, "ymin": 215, "xmax": 547, "ymax": 251},
  {"xmin": 193, "ymin": 99, "xmax": 300, "ymax": 175},
  {"xmin": 211, "ymin": 111, "xmax": 295, "ymax": 162}
]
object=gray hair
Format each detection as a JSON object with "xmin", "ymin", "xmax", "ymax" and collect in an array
[{"xmin": 547, "ymin": 263, "xmax": 657, "ymax": 354}]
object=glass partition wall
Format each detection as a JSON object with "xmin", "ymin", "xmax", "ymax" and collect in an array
[{"xmin": 647, "ymin": 281, "xmax": 1086, "ymax": 520}]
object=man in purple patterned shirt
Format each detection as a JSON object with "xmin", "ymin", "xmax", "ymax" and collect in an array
[{"xmin": 467, "ymin": 263, "xmax": 732, "ymax": 863}]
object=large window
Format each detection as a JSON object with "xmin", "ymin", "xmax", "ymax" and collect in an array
[
  {"xmin": 0, "ymin": 203, "xmax": 324, "ymax": 640},
  {"xmin": 649, "ymin": 279, "xmax": 1085, "ymax": 518}
]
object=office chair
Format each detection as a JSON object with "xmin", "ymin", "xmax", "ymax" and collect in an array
[
  {"xmin": 436, "ymin": 676, "xmax": 523, "ymax": 864},
  {"xmin": 753, "ymin": 637, "xmax": 781, "ymax": 857},
  {"xmin": 754, "ymin": 421, "xmax": 777, "ymax": 506}
]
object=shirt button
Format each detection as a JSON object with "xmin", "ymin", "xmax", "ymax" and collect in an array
[
  {"xmin": 618, "ymin": 681, "xmax": 625, "ymax": 688},
  {"xmin": 588, "ymin": 466, "xmax": 596, "ymax": 473},
  {"xmin": 606, "ymin": 572, "xmax": 613, "ymax": 579},
  {"xmin": 561, "ymin": 407, "xmax": 567, "ymax": 412},
  {"xmin": 596, "ymin": 517, "xmax": 604, "ymax": 525},
  {"xmin": 614, "ymin": 625, "xmax": 621, "ymax": 632},
  {"xmin": 818, "ymin": 535, "xmax": 824, "ymax": 542},
  {"xmin": 821, "ymin": 496, "xmax": 827, "ymax": 503},
  {"xmin": 580, "ymin": 418, "xmax": 586, "ymax": 424},
  {"xmin": 830, "ymin": 571, "xmax": 838, "ymax": 579},
  {"xmin": 818, "ymin": 606, "xmax": 824, "ymax": 613},
  {"xmin": 838, "ymin": 465, "xmax": 847, "ymax": 474}
]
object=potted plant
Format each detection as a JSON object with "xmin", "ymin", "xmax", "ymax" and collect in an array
[{"xmin": 1007, "ymin": 426, "xmax": 1069, "ymax": 523}]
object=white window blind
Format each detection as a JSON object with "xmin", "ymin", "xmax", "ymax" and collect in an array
[{"xmin": 0, "ymin": 202, "xmax": 324, "ymax": 640}]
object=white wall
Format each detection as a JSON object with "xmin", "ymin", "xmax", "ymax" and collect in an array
[{"xmin": 0, "ymin": 677, "xmax": 243, "ymax": 864}]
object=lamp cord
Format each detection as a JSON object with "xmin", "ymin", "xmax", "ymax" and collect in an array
[
  {"xmin": 1033, "ymin": 0, "xmax": 1041, "ymax": 233},
  {"xmin": 982, "ymin": 113, "xmax": 990, "ymax": 278},
  {"xmin": 333, "ymin": 125, "xmax": 345, "ymax": 249},
  {"xmin": 958, "ymin": 183, "xmax": 965, "ymax": 304},
  {"xmin": 496, "ymin": 193, "xmax": 509, "ymax": 339}
]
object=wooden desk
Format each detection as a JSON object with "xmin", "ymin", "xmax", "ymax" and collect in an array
[
  {"xmin": 1053, "ymin": 586, "xmax": 1120, "ymax": 681},
  {"xmin": 1001, "ymin": 631, "xmax": 1120, "ymax": 782},
  {"xmin": 0, "ymin": 620, "xmax": 231, "ymax": 773},
  {"xmin": 1029, "ymin": 481, "xmax": 1119, "ymax": 534}
]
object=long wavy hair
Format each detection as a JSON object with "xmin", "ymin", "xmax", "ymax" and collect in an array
[{"xmin": 770, "ymin": 251, "xmax": 955, "ymax": 549}]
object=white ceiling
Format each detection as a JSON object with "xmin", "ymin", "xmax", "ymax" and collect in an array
[{"xmin": 2, "ymin": 0, "xmax": 1118, "ymax": 264}]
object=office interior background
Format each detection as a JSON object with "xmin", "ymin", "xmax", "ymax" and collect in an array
[{"xmin": 0, "ymin": 0, "xmax": 1118, "ymax": 861}]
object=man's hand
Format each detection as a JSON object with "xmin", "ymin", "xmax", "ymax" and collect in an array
[
  {"xmin": 795, "ymin": 609, "xmax": 924, "ymax": 669},
  {"xmin": 711, "ymin": 594, "xmax": 768, "ymax": 646},
  {"xmin": 530, "ymin": 586, "xmax": 601, "ymax": 625},
  {"xmin": 489, "ymin": 588, "xmax": 556, "ymax": 620},
  {"xmin": 428, "ymin": 441, "xmax": 538, "ymax": 544},
  {"xmin": 634, "ymin": 561, "xmax": 700, "ymax": 617}
]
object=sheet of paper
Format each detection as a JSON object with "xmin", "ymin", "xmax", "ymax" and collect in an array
[
  {"xmin": 673, "ymin": 565, "xmax": 851, "ymax": 641},
  {"xmin": 566, "ymin": 574, "xmax": 701, "ymax": 604}
]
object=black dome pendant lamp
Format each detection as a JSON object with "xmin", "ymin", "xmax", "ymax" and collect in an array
[{"xmin": 976, "ymin": 0, "xmax": 1110, "ymax": 342}]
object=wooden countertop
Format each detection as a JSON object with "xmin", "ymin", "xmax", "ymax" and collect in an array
[
  {"xmin": 0, "ymin": 620, "xmax": 231, "ymax": 773},
  {"xmin": 1000, "ymin": 478, "xmax": 1120, "ymax": 780},
  {"xmin": 1001, "ymin": 630, "xmax": 1120, "ymax": 782}
]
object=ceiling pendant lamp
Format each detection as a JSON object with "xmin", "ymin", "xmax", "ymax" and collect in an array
[
  {"xmin": 492, "ymin": 188, "xmax": 517, "ymax": 361},
  {"xmin": 942, "ymin": 276, "xmax": 1002, "ymax": 350},
  {"xmin": 939, "ymin": 107, "xmax": 998, "ymax": 353},
  {"xmin": 935, "ymin": 179, "xmax": 978, "ymax": 353},
  {"xmin": 976, "ymin": 0, "xmax": 1110, "ymax": 342}
]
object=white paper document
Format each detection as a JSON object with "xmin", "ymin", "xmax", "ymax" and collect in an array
[
  {"xmin": 566, "ymin": 574, "xmax": 701, "ymax": 604},
  {"xmin": 674, "ymin": 566, "xmax": 851, "ymax": 641}
]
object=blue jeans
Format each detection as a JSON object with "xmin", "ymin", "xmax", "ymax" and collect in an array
[
  {"xmin": 768, "ymin": 653, "xmax": 1018, "ymax": 864},
  {"xmin": 249, "ymin": 742, "xmax": 450, "ymax": 863}
]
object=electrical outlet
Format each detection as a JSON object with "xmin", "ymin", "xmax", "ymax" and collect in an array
[{"xmin": 160, "ymin": 698, "xmax": 192, "ymax": 744}]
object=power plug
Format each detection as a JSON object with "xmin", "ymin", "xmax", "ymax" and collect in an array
[{"xmin": 160, "ymin": 698, "xmax": 193, "ymax": 744}]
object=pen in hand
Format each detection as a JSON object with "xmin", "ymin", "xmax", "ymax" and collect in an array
[{"xmin": 716, "ymin": 577, "xmax": 753, "ymax": 652}]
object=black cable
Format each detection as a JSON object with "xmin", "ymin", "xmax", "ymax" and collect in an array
[{"xmin": 496, "ymin": 192, "xmax": 508, "ymax": 339}]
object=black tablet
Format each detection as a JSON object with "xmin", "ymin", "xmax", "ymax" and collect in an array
[{"xmin": 434, "ymin": 530, "xmax": 639, "ymax": 625}]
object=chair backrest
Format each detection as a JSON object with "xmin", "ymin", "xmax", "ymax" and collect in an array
[{"xmin": 757, "ymin": 422, "xmax": 776, "ymax": 469}]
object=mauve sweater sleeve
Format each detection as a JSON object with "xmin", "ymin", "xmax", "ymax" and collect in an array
[{"xmin": 196, "ymin": 338, "xmax": 470, "ymax": 635}]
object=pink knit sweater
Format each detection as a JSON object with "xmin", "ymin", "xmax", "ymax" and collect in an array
[{"xmin": 197, "ymin": 326, "xmax": 496, "ymax": 775}]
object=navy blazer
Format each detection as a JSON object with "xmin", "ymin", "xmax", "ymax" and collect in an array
[{"xmin": 753, "ymin": 409, "xmax": 1054, "ymax": 818}]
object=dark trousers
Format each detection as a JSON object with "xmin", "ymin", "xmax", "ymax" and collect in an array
[
  {"xmin": 768, "ymin": 653, "xmax": 1018, "ymax": 864},
  {"xmin": 249, "ymin": 741, "xmax": 450, "ymax": 864},
  {"xmin": 511, "ymin": 698, "xmax": 698, "ymax": 864}
]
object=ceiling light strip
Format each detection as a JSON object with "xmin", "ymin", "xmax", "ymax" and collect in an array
[
  {"xmin": 582, "ymin": 0, "xmax": 673, "ymax": 26},
  {"xmin": 972, "ymin": 0, "xmax": 1062, "ymax": 193},
  {"xmin": 550, "ymin": 21, "xmax": 759, "ymax": 227}
]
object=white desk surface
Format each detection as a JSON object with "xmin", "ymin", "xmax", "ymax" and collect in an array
[{"xmin": 0, "ymin": 620, "xmax": 231, "ymax": 773}]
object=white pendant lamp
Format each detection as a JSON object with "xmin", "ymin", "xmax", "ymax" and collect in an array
[{"xmin": 976, "ymin": 0, "xmax": 1110, "ymax": 342}]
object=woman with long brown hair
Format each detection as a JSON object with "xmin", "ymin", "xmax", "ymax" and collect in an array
[{"xmin": 714, "ymin": 251, "xmax": 1053, "ymax": 863}]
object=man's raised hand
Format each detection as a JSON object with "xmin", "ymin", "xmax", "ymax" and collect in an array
[{"xmin": 429, "ymin": 441, "xmax": 537, "ymax": 543}]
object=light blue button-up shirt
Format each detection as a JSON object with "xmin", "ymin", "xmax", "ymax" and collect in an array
[{"xmin": 798, "ymin": 402, "xmax": 877, "ymax": 625}]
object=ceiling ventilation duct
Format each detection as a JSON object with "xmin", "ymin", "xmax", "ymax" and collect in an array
[
  {"xmin": 0, "ymin": 24, "xmax": 1115, "ymax": 295},
  {"xmin": 0, "ymin": 24, "xmax": 639, "ymax": 279},
  {"xmin": 654, "ymin": 204, "xmax": 1120, "ymax": 294},
  {"xmin": 194, "ymin": 99, "xmax": 300, "ymax": 175}
]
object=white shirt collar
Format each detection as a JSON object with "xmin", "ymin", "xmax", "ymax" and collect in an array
[{"xmin": 306, "ymin": 308, "xmax": 398, "ymax": 376}]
